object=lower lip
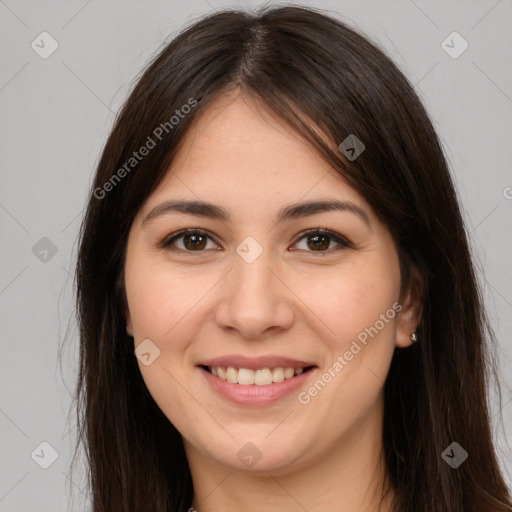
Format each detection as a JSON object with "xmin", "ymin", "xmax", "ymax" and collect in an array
[{"xmin": 199, "ymin": 366, "xmax": 316, "ymax": 406}]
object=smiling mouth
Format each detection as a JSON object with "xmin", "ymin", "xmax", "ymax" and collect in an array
[{"xmin": 200, "ymin": 365, "xmax": 316, "ymax": 386}]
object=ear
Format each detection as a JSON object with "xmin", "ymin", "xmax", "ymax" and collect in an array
[
  {"xmin": 117, "ymin": 268, "xmax": 134, "ymax": 337},
  {"xmin": 125, "ymin": 309, "xmax": 134, "ymax": 337},
  {"xmin": 395, "ymin": 266, "xmax": 423, "ymax": 348}
]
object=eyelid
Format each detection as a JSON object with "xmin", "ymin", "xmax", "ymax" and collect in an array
[
  {"xmin": 159, "ymin": 227, "xmax": 352, "ymax": 253},
  {"xmin": 291, "ymin": 228, "xmax": 353, "ymax": 251},
  {"xmin": 159, "ymin": 228, "xmax": 221, "ymax": 250}
]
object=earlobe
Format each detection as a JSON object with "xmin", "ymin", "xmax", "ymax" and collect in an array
[
  {"xmin": 125, "ymin": 310, "xmax": 134, "ymax": 337},
  {"xmin": 395, "ymin": 266, "xmax": 423, "ymax": 348},
  {"xmin": 395, "ymin": 305, "xmax": 420, "ymax": 347}
]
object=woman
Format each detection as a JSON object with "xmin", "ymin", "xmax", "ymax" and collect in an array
[{"xmin": 72, "ymin": 4, "xmax": 512, "ymax": 511}]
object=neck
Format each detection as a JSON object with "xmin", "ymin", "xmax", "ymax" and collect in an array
[{"xmin": 184, "ymin": 399, "xmax": 395, "ymax": 512}]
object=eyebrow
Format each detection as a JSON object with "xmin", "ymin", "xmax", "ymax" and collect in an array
[{"xmin": 142, "ymin": 198, "xmax": 371, "ymax": 228}]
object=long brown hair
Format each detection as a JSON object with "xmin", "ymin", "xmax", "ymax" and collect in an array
[{"xmin": 70, "ymin": 5, "xmax": 512, "ymax": 511}]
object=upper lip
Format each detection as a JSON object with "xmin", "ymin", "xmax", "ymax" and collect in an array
[{"xmin": 199, "ymin": 355, "xmax": 316, "ymax": 370}]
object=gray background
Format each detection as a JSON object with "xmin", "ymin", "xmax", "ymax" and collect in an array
[{"xmin": 1, "ymin": 0, "xmax": 511, "ymax": 510}]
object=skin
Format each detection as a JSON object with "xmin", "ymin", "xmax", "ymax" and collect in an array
[{"xmin": 124, "ymin": 90, "xmax": 421, "ymax": 512}]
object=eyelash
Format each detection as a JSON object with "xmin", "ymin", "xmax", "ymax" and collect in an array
[{"xmin": 159, "ymin": 228, "xmax": 352, "ymax": 255}]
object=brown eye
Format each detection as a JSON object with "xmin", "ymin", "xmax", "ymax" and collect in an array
[
  {"xmin": 182, "ymin": 233, "xmax": 207, "ymax": 250},
  {"xmin": 160, "ymin": 228, "xmax": 351, "ymax": 254},
  {"xmin": 306, "ymin": 233, "xmax": 330, "ymax": 251},
  {"xmin": 292, "ymin": 229, "xmax": 351, "ymax": 253},
  {"xmin": 160, "ymin": 230, "xmax": 219, "ymax": 252}
]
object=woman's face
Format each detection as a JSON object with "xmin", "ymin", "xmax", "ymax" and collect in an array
[{"xmin": 124, "ymin": 91, "xmax": 418, "ymax": 474}]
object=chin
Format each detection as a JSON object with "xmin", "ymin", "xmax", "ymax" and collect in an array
[{"xmin": 200, "ymin": 430, "xmax": 312, "ymax": 474}]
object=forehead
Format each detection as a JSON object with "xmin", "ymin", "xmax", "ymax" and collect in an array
[{"xmin": 151, "ymin": 93, "xmax": 363, "ymax": 199}]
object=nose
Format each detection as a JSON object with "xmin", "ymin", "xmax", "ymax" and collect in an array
[{"xmin": 214, "ymin": 246, "xmax": 295, "ymax": 340}]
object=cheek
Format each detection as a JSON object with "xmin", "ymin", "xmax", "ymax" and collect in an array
[
  {"xmin": 298, "ymin": 257, "xmax": 401, "ymax": 347},
  {"xmin": 295, "ymin": 264, "xmax": 399, "ymax": 421},
  {"xmin": 125, "ymin": 255, "xmax": 212, "ymax": 342},
  {"xmin": 124, "ymin": 257, "xmax": 206, "ymax": 432}
]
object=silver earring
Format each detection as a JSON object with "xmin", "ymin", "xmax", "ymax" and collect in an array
[{"xmin": 410, "ymin": 332, "xmax": 417, "ymax": 342}]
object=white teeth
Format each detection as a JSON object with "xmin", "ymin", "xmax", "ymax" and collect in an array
[
  {"xmin": 208, "ymin": 365, "xmax": 309, "ymax": 385},
  {"xmin": 272, "ymin": 367, "xmax": 284, "ymax": 383},
  {"xmin": 238, "ymin": 368, "xmax": 255, "ymax": 385},
  {"xmin": 254, "ymin": 368, "xmax": 273, "ymax": 385},
  {"xmin": 226, "ymin": 366, "xmax": 238, "ymax": 383},
  {"xmin": 283, "ymin": 367, "xmax": 295, "ymax": 379}
]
